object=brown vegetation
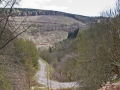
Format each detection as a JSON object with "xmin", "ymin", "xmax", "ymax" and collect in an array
[{"xmin": 98, "ymin": 82, "xmax": 120, "ymax": 90}]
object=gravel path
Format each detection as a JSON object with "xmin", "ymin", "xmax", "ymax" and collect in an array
[{"xmin": 36, "ymin": 59, "xmax": 79, "ymax": 89}]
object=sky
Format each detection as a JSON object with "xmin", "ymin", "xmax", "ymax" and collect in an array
[{"xmin": 17, "ymin": 0, "xmax": 116, "ymax": 16}]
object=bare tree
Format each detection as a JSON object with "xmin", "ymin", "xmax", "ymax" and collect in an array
[
  {"xmin": 0, "ymin": 0, "xmax": 33, "ymax": 50},
  {"xmin": 0, "ymin": 1, "xmax": 36, "ymax": 90}
]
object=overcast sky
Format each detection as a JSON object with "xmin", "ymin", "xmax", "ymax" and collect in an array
[{"xmin": 17, "ymin": 0, "xmax": 116, "ymax": 16}]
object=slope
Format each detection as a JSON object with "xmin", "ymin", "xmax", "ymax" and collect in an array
[{"xmin": 10, "ymin": 8, "xmax": 101, "ymax": 49}]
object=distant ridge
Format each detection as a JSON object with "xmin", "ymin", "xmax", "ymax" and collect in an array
[{"xmin": 1, "ymin": 8, "xmax": 102, "ymax": 24}]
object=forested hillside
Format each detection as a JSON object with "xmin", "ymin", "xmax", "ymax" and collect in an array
[
  {"xmin": 77, "ymin": 14, "xmax": 120, "ymax": 89},
  {"xmin": 39, "ymin": 1, "xmax": 120, "ymax": 89}
]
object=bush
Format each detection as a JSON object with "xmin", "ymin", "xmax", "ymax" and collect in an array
[{"xmin": 14, "ymin": 38, "xmax": 39, "ymax": 70}]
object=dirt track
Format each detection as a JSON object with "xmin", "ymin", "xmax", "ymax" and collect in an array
[{"xmin": 36, "ymin": 59, "xmax": 79, "ymax": 89}]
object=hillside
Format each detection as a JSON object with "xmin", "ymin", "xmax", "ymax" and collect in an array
[{"xmin": 9, "ymin": 8, "xmax": 102, "ymax": 49}]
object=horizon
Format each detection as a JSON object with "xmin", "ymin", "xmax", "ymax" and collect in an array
[
  {"xmin": 16, "ymin": 0, "xmax": 117, "ymax": 17},
  {"xmin": 13, "ymin": 7, "xmax": 98, "ymax": 17}
]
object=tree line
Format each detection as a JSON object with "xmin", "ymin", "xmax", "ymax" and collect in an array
[{"xmin": 3, "ymin": 8, "xmax": 100, "ymax": 24}]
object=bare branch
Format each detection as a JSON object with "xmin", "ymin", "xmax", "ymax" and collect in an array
[
  {"xmin": 0, "ymin": 0, "xmax": 15, "ymax": 39},
  {"xmin": 0, "ymin": 24, "xmax": 32, "ymax": 49}
]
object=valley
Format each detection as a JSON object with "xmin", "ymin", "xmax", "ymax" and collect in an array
[
  {"xmin": 8, "ymin": 10, "xmax": 95, "ymax": 89},
  {"xmin": 1, "ymin": 4, "xmax": 120, "ymax": 90},
  {"xmin": 12, "ymin": 15, "xmax": 90, "ymax": 49}
]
